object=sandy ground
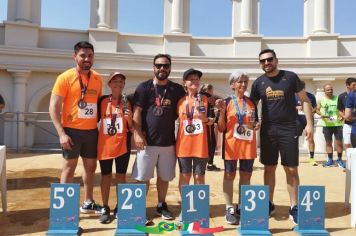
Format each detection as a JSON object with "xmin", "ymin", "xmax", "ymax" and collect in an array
[{"xmin": 0, "ymin": 151, "xmax": 355, "ymax": 236}]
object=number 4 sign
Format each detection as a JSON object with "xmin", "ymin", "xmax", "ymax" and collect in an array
[
  {"xmin": 47, "ymin": 183, "xmax": 81, "ymax": 235},
  {"xmin": 294, "ymin": 186, "xmax": 329, "ymax": 235}
]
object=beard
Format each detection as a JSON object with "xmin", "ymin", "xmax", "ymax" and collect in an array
[{"xmin": 154, "ymin": 70, "xmax": 170, "ymax": 81}]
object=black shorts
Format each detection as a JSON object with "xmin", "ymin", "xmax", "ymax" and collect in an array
[
  {"xmin": 322, "ymin": 126, "xmax": 343, "ymax": 142},
  {"xmin": 224, "ymin": 159, "xmax": 255, "ymax": 173},
  {"xmin": 260, "ymin": 123, "xmax": 299, "ymax": 167},
  {"xmin": 62, "ymin": 128, "xmax": 98, "ymax": 159},
  {"xmin": 99, "ymin": 152, "xmax": 130, "ymax": 175}
]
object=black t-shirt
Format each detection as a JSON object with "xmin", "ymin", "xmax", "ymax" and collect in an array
[
  {"xmin": 338, "ymin": 91, "xmax": 352, "ymax": 125},
  {"xmin": 250, "ymin": 70, "xmax": 304, "ymax": 125},
  {"xmin": 133, "ymin": 79, "xmax": 186, "ymax": 146}
]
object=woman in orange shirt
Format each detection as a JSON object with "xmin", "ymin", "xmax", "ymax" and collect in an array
[
  {"xmin": 176, "ymin": 69, "xmax": 214, "ymax": 195},
  {"xmin": 97, "ymin": 72, "xmax": 133, "ymax": 224},
  {"xmin": 216, "ymin": 70, "xmax": 260, "ymax": 225}
]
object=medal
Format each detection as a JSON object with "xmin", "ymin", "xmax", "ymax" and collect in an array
[
  {"xmin": 232, "ymin": 95, "xmax": 246, "ymax": 132},
  {"xmin": 78, "ymin": 99, "xmax": 87, "ymax": 109},
  {"xmin": 236, "ymin": 125, "xmax": 245, "ymax": 134},
  {"xmin": 107, "ymin": 126, "xmax": 117, "ymax": 136},
  {"xmin": 185, "ymin": 124, "xmax": 196, "ymax": 134},
  {"xmin": 153, "ymin": 106, "xmax": 163, "ymax": 116}
]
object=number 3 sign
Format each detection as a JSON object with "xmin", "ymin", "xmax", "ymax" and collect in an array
[{"xmin": 47, "ymin": 183, "xmax": 80, "ymax": 235}]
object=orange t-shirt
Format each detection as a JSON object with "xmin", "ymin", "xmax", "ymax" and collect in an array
[
  {"xmin": 52, "ymin": 68, "xmax": 102, "ymax": 130},
  {"xmin": 97, "ymin": 96, "xmax": 131, "ymax": 160},
  {"xmin": 176, "ymin": 95, "xmax": 209, "ymax": 158},
  {"xmin": 223, "ymin": 96, "xmax": 257, "ymax": 160}
]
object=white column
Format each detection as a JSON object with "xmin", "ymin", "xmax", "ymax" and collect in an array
[
  {"xmin": 313, "ymin": 0, "xmax": 329, "ymax": 34},
  {"xmin": 171, "ymin": 0, "xmax": 184, "ymax": 33},
  {"xmin": 240, "ymin": 0, "xmax": 253, "ymax": 34},
  {"xmin": 8, "ymin": 70, "xmax": 30, "ymax": 149},
  {"xmin": 97, "ymin": 0, "xmax": 111, "ymax": 29},
  {"xmin": 15, "ymin": 0, "xmax": 32, "ymax": 23}
]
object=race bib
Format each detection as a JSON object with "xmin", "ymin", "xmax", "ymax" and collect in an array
[
  {"xmin": 328, "ymin": 116, "xmax": 337, "ymax": 121},
  {"xmin": 103, "ymin": 117, "xmax": 123, "ymax": 135},
  {"xmin": 183, "ymin": 119, "xmax": 204, "ymax": 136},
  {"xmin": 78, "ymin": 103, "xmax": 97, "ymax": 119},
  {"xmin": 233, "ymin": 124, "xmax": 253, "ymax": 141}
]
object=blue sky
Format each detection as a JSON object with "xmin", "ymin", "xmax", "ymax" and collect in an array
[{"xmin": 1, "ymin": 0, "xmax": 356, "ymax": 37}]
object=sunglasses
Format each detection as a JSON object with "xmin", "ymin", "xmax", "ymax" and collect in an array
[
  {"xmin": 259, "ymin": 57, "xmax": 274, "ymax": 64},
  {"xmin": 154, "ymin": 64, "xmax": 170, "ymax": 69}
]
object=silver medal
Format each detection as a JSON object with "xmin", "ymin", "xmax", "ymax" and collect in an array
[
  {"xmin": 78, "ymin": 99, "xmax": 87, "ymax": 109},
  {"xmin": 185, "ymin": 124, "xmax": 196, "ymax": 134},
  {"xmin": 153, "ymin": 106, "xmax": 163, "ymax": 116}
]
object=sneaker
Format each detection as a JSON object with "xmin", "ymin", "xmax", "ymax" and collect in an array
[
  {"xmin": 235, "ymin": 204, "xmax": 241, "ymax": 218},
  {"xmin": 145, "ymin": 218, "xmax": 154, "ymax": 226},
  {"xmin": 309, "ymin": 158, "xmax": 318, "ymax": 166},
  {"xmin": 289, "ymin": 205, "xmax": 298, "ymax": 225},
  {"xmin": 99, "ymin": 206, "xmax": 111, "ymax": 224},
  {"xmin": 323, "ymin": 159, "xmax": 334, "ymax": 167},
  {"xmin": 207, "ymin": 164, "xmax": 221, "ymax": 171},
  {"xmin": 225, "ymin": 207, "xmax": 238, "ymax": 225},
  {"xmin": 113, "ymin": 204, "xmax": 117, "ymax": 219},
  {"xmin": 80, "ymin": 200, "xmax": 102, "ymax": 214},
  {"xmin": 269, "ymin": 201, "xmax": 276, "ymax": 216},
  {"xmin": 336, "ymin": 159, "xmax": 346, "ymax": 169},
  {"xmin": 156, "ymin": 202, "xmax": 174, "ymax": 220}
]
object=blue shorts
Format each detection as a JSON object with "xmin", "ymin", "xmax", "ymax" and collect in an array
[
  {"xmin": 178, "ymin": 157, "xmax": 209, "ymax": 175},
  {"xmin": 224, "ymin": 159, "xmax": 255, "ymax": 173}
]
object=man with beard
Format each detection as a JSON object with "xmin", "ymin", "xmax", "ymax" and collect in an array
[
  {"xmin": 250, "ymin": 49, "xmax": 313, "ymax": 225},
  {"xmin": 132, "ymin": 54, "xmax": 185, "ymax": 221},
  {"xmin": 49, "ymin": 41, "xmax": 103, "ymax": 213}
]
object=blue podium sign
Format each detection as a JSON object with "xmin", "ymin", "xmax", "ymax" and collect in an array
[
  {"xmin": 181, "ymin": 185, "xmax": 210, "ymax": 236},
  {"xmin": 294, "ymin": 186, "xmax": 329, "ymax": 235},
  {"xmin": 47, "ymin": 183, "xmax": 80, "ymax": 235},
  {"xmin": 115, "ymin": 184, "xmax": 146, "ymax": 236},
  {"xmin": 238, "ymin": 185, "xmax": 271, "ymax": 235}
]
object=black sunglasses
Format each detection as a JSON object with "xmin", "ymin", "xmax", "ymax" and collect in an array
[
  {"xmin": 154, "ymin": 63, "xmax": 170, "ymax": 69},
  {"xmin": 259, "ymin": 57, "xmax": 274, "ymax": 64}
]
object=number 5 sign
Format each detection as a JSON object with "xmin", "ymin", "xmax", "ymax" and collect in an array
[
  {"xmin": 294, "ymin": 186, "xmax": 329, "ymax": 235},
  {"xmin": 47, "ymin": 183, "xmax": 80, "ymax": 235},
  {"xmin": 115, "ymin": 184, "xmax": 146, "ymax": 236}
]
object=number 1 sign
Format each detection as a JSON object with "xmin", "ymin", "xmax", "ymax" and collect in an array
[{"xmin": 47, "ymin": 183, "xmax": 80, "ymax": 235}]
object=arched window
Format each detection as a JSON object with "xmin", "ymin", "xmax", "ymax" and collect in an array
[
  {"xmin": 260, "ymin": 0, "xmax": 303, "ymax": 36},
  {"xmin": 118, "ymin": 0, "xmax": 164, "ymax": 35},
  {"xmin": 41, "ymin": 0, "xmax": 90, "ymax": 30},
  {"xmin": 190, "ymin": 0, "xmax": 231, "ymax": 37},
  {"xmin": 335, "ymin": 0, "xmax": 356, "ymax": 35}
]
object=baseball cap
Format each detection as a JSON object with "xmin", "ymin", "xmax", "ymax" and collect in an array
[
  {"xmin": 183, "ymin": 68, "xmax": 203, "ymax": 80},
  {"xmin": 108, "ymin": 72, "xmax": 126, "ymax": 83}
]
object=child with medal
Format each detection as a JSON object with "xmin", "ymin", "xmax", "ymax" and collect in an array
[
  {"xmin": 176, "ymin": 69, "xmax": 215, "ymax": 199},
  {"xmin": 215, "ymin": 70, "xmax": 260, "ymax": 225},
  {"xmin": 97, "ymin": 72, "xmax": 133, "ymax": 223}
]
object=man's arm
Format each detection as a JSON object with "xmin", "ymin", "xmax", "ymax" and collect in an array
[
  {"xmin": 132, "ymin": 105, "xmax": 146, "ymax": 150},
  {"xmin": 49, "ymin": 93, "xmax": 73, "ymax": 150},
  {"xmin": 345, "ymin": 108, "xmax": 354, "ymax": 121},
  {"xmin": 297, "ymin": 90, "xmax": 314, "ymax": 141}
]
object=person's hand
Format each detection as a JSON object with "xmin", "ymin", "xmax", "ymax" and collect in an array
[
  {"xmin": 215, "ymin": 99, "xmax": 226, "ymax": 112},
  {"xmin": 124, "ymin": 109, "xmax": 133, "ymax": 122},
  {"xmin": 59, "ymin": 133, "xmax": 73, "ymax": 150},
  {"xmin": 134, "ymin": 131, "xmax": 146, "ymax": 150},
  {"xmin": 304, "ymin": 123, "xmax": 314, "ymax": 141},
  {"xmin": 253, "ymin": 122, "xmax": 261, "ymax": 131}
]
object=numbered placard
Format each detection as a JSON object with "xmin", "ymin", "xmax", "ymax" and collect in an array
[
  {"xmin": 181, "ymin": 185, "xmax": 210, "ymax": 235},
  {"xmin": 115, "ymin": 184, "xmax": 146, "ymax": 235},
  {"xmin": 294, "ymin": 186, "xmax": 329, "ymax": 235},
  {"xmin": 239, "ymin": 185, "xmax": 271, "ymax": 235},
  {"xmin": 47, "ymin": 183, "xmax": 80, "ymax": 235}
]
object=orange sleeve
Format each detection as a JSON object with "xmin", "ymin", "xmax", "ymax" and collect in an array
[{"xmin": 52, "ymin": 73, "xmax": 69, "ymax": 97}]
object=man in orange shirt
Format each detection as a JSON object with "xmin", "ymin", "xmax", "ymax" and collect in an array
[{"xmin": 49, "ymin": 41, "xmax": 103, "ymax": 213}]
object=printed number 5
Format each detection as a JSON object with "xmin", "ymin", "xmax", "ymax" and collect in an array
[{"xmin": 53, "ymin": 187, "xmax": 65, "ymax": 209}]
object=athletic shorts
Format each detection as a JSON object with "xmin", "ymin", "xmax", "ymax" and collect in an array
[
  {"xmin": 131, "ymin": 145, "xmax": 176, "ymax": 182},
  {"xmin": 343, "ymin": 124, "xmax": 352, "ymax": 145},
  {"xmin": 322, "ymin": 126, "xmax": 343, "ymax": 142},
  {"xmin": 178, "ymin": 157, "xmax": 209, "ymax": 175},
  {"xmin": 260, "ymin": 124, "xmax": 299, "ymax": 167},
  {"xmin": 224, "ymin": 159, "xmax": 255, "ymax": 173},
  {"xmin": 62, "ymin": 127, "xmax": 98, "ymax": 159},
  {"xmin": 99, "ymin": 152, "xmax": 130, "ymax": 175}
]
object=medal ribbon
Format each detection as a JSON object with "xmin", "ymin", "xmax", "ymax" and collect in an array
[
  {"xmin": 153, "ymin": 82, "xmax": 168, "ymax": 108},
  {"xmin": 109, "ymin": 95, "xmax": 121, "ymax": 127},
  {"xmin": 232, "ymin": 95, "xmax": 246, "ymax": 126},
  {"xmin": 185, "ymin": 96, "xmax": 196, "ymax": 125},
  {"xmin": 76, "ymin": 68, "xmax": 91, "ymax": 100}
]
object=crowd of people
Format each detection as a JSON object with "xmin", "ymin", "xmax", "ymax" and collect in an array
[{"xmin": 48, "ymin": 41, "xmax": 356, "ymax": 227}]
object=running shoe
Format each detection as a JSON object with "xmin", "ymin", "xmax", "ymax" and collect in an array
[
  {"xmin": 289, "ymin": 205, "xmax": 298, "ymax": 225},
  {"xmin": 336, "ymin": 159, "xmax": 346, "ymax": 169},
  {"xmin": 309, "ymin": 158, "xmax": 318, "ymax": 166},
  {"xmin": 80, "ymin": 200, "xmax": 102, "ymax": 214},
  {"xmin": 225, "ymin": 207, "xmax": 238, "ymax": 225},
  {"xmin": 156, "ymin": 202, "xmax": 174, "ymax": 220},
  {"xmin": 322, "ymin": 159, "xmax": 334, "ymax": 167}
]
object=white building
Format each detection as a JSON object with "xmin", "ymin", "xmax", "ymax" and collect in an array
[{"xmin": 0, "ymin": 0, "xmax": 355, "ymax": 152}]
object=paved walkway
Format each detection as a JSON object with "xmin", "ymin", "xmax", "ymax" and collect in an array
[{"xmin": 0, "ymin": 151, "xmax": 355, "ymax": 235}]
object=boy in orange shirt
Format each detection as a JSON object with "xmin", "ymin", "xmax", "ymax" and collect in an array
[{"xmin": 97, "ymin": 72, "xmax": 133, "ymax": 223}]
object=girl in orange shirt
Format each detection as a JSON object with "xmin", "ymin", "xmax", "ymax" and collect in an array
[
  {"xmin": 176, "ymin": 69, "xmax": 214, "ymax": 196},
  {"xmin": 216, "ymin": 71, "xmax": 260, "ymax": 225},
  {"xmin": 97, "ymin": 72, "xmax": 133, "ymax": 224}
]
